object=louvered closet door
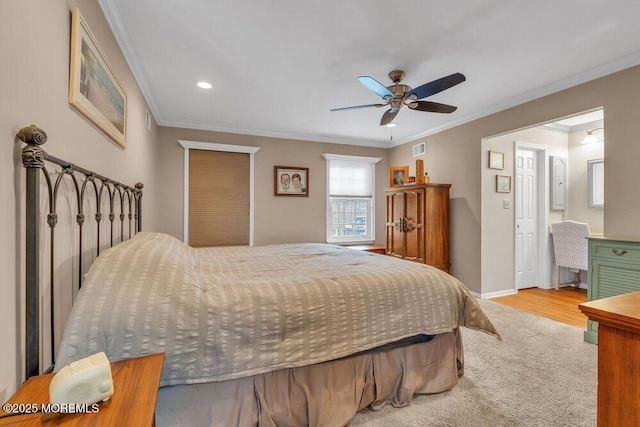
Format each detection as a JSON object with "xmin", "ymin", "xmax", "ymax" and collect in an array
[{"xmin": 189, "ymin": 149, "xmax": 250, "ymax": 247}]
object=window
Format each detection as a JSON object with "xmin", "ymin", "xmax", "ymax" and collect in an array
[{"xmin": 323, "ymin": 154, "xmax": 382, "ymax": 244}]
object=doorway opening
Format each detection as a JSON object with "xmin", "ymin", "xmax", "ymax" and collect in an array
[{"xmin": 481, "ymin": 108, "xmax": 604, "ymax": 298}]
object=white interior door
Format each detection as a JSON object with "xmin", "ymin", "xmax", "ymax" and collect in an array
[{"xmin": 516, "ymin": 148, "xmax": 538, "ymax": 289}]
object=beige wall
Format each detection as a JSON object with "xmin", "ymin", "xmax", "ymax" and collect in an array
[
  {"xmin": 390, "ymin": 126, "xmax": 483, "ymax": 292},
  {"xmin": 0, "ymin": 0, "xmax": 158, "ymax": 398},
  {"xmin": 391, "ymin": 65, "xmax": 640, "ymax": 295},
  {"xmin": 156, "ymin": 127, "xmax": 389, "ymax": 246}
]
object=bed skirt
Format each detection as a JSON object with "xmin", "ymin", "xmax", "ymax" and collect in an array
[{"xmin": 155, "ymin": 330, "xmax": 463, "ymax": 426}]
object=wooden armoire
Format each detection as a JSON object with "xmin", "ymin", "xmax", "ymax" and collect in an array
[{"xmin": 385, "ymin": 183, "xmax": 451, "ymax": 273}]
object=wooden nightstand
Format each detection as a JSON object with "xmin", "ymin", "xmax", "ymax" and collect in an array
[
  {"xmin": 347, "ymin": 244, "xmax": 386, "ymax": 255},
  {"xmin": 0, "ymin": 353, "xmax": 164, "ymax": 426}
]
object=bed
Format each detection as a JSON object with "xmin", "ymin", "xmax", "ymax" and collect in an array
[{"xmin": 19, "ymin": 125, "xmax": 499, "ymax": 426}]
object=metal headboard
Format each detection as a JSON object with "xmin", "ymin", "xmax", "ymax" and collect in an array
[{"xmin": 18, "ymin": 125, "xmax": 144, "ymax": 380}]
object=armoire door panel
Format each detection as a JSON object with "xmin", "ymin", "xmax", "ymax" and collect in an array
[
  {"xmin": 404, "ymin": 190, "xmax": 425, "ymax": 262},
  {"xmin": 385, "ymin": 193, "xmax": 404, "ymax": 258}
]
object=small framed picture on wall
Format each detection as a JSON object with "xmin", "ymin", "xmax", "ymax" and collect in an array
[
  {"xmin": 274, "ymin": 166, "xmax": 309, "ymax": 197},
  {"xmin": 488, "ymin": 150, "xmax": 504, "ymax": 170},
  {"xmin": 496, "ymin": 174, "xmax": 511, "ymax": 193}
]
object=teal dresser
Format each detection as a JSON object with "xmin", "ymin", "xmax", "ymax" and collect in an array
[{"xmin": 585, "ymin": 237, "xmax": 640, "ymax": 344}]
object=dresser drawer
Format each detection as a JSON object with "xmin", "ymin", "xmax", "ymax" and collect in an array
[
  {"xmin": 591, "ymin": 240, "xmax": 640, "ymax": 262},
  {"xmin": 591, "ymin": 260, "xmax": 640, "ymax": 298}
]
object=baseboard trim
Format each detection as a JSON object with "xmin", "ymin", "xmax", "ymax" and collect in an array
[
  {"xmin": 555, "ymin": 282, "xmax": 588, "ymax": 290},
  {"xmin": 472, "ymin": 283, "xmax": 587, "ymax": 299},
  {"xmin": 472, "ymin": 289, "xmax": 517, "ymax": 299}
]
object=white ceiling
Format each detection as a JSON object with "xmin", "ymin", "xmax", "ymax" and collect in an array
[
  {"xmin": 542, "ymin": 109, "xmax": 604, "ymax": 134},
  {"xmin": 553, "ymin": 111, "xmax": 603, "ymax": 129},
  {"xmin": 99, "ymin": 1, "xmax": 640, "ymax": 148}
]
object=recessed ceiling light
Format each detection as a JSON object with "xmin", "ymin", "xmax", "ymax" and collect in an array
[
  {"xmin": 197, "ymin": 81, "xmax": 212, "ymax": 89},
  {"xmin": 385, "ymin": 123, "xmax": 397, "ymax": 128}
]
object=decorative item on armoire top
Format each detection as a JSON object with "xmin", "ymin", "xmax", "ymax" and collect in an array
[
  {"xmin": 69, "ymin": 7, "xmax": 127, "ymax": 148},
  {"xmin": 496, "ymin": 174, "xmax": 511, "ymax": 193},
  {"xmin": 389, "ymin": 166, "xmax": 409, "ymax": 187},
  {"xmin": 274, "ymin": 166, "xmax": 309, "ymax": 197},
  {"xmin": 415, "ymin": 159, "xmax": 425, "ymax": 184},
  {"xmin": 488, "ymin": 150, "xmax": 504, "ymax": 170}
]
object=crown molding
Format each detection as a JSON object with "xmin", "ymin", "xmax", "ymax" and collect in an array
[
  {"xmin": 569, "ymin": 120, "xmax": 604, "ymax": 133},
  {"xmin": 161, "ymin": 120, "xmax": 390, "ymax": 148},
  {"xmin": 539, "ymin": 123, "xmax": 571, "ymax": 133},
  {"xmin": 98, "ymin": 0, "xmax": 164, "ymax": 124}
]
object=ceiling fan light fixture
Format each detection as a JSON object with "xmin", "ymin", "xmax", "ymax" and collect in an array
[
  {"xmin": 582, "ymin": 127, "xmax": 603, "ymax": 144},
  {"xmin": 197, "ymin": 81, "xmax": 212, "ymax": 89},
  {"xmin": 385, "ymin": 123, "xmax": 397, "ymax": 128},
  {"xmin": 331, "ymin": 70, "xmax": 465, "ymax": 125}
]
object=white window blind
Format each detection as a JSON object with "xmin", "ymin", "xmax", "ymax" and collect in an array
[{"xmin": 328, "ymin": 159, "xmax": 374, "ymax": 197}]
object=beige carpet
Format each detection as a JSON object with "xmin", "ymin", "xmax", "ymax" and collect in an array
[{"xmin": 350, "ymin": 299, "xmax": 597, "ymax": 426}]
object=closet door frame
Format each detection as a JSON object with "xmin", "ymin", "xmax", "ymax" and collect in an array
[{"xmin": 178, "ymin": 140, "xmax": 260, "ymax": 245}]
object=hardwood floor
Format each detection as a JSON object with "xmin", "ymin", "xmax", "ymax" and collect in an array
[{"xmin": 490, "ymin": 287, "xmax": 588, "ymax": 329}]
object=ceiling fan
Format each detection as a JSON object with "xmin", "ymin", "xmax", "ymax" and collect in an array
[{"xmin": 331, "ymin": 70, "xmax": 466, "ymax": 126}]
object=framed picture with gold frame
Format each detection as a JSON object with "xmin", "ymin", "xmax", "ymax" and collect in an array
[
  {"xmin": 390, "ymin": 166, "xmax": 409, "ymax": 187},
  {"xmin": 69, "ymin": 7, "xmax": 127, "ymax": 148},
  {"xmin": 488, "ymin": 150, "xmax": 504, "ymax": 170},
  {"xmin": 496, "ymin": 174, "xmax": 511, "ymax": 193}
]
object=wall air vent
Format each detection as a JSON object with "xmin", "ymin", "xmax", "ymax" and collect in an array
[{"xmin": 413, "ymin": 142, "xmax": 426, "ymax": 157}]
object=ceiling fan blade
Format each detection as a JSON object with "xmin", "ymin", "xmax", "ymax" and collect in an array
[
  {"xmin": 380, "ymin": 109, "xmax": 399, "ymax": 126},
  {"xmin": 358, "ymin": 76, "xmax": 395, "ymax": 99},
  {"xmin": 407, "ymin": 101, "xmax": 458, "ymax": 114},
  {"xmin": 406, "ymin": 72, "xmax": 466, "ymax": 100},
  {"xmin": 330, "ymin": 103, "xmax": 386, "ymax": 112}
]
